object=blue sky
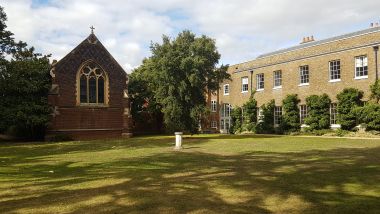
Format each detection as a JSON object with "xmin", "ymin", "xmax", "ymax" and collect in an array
[{"xmin": 3, "ymin": 0, "xmax": 380, "ymax": 72}]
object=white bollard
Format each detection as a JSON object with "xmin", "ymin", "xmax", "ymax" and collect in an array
[{"xmin": 174, "ymin": 132, "xmax": 183, "ymax": 150}]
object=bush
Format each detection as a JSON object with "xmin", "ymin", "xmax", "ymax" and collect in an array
[
  {"xmin": 280, "ymin": 94, "xmax": 300, "ymax": 133},
  {"xmin": 304, "ymin": 94, "xmax": 331, "ymax": 130},
  {"xmin": 370, "ymin": 80, "xmax": 380, "ymax": 103},
  {"xmin": 241, "ymin": 95, "xmax": 257, "ymax": 132},
  {"xmin": 303, "ymin": 128, "xmax": 331, "ymax": 136},
  {"xmin": 354, "ymin": 103, "xmax": 380, "ymax": 131},
  {"xmin": 256, "ymin": 100, "xmax": 275, "ymax": 134},
  {"xmin": 336, "ymin": 88, "xmax": 363, "ymax": 130},
  {"xmin": 230, "ymin": 107, "xmax": 243, "ymax": 134}
]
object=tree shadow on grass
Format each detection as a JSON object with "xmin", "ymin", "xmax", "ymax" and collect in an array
[
  {"xmin": 0, "ymin": 143, "xmax": 379, "ymax": 213},
  {"xmin": 188, "ymin": 134, "xmax": 282, "ymax": 140}
]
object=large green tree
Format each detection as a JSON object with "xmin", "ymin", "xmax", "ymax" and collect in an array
[
  {"xmin": 0, "ymin": 6, "xmax": 51, "ymax": 139},
  {"xmin": 131, "ymin": 30, "xmax": 229, "ymax": 133}
]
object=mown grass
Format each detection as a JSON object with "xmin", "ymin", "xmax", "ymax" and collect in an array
[{"xmin": 0, "ymin": 134, "xmax": 379, "ymax": 213}]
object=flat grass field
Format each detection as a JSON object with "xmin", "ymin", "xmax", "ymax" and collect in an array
[{"xmin": 0, "ymin": 135, "xmax": 380, "ymax": 214}]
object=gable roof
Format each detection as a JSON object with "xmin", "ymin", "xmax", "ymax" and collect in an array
[{"xmin": 56, "ymin": 33, "xmax": 127, "ymax": 76}]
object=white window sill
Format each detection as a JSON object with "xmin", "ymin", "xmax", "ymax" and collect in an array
[
  {"xmin": 256, "ymin": 89, "xmax": 264, "ymax": 92},
  {"xmin": 329, "ymin": 79, "xmax": 341, "ymax": 83},
  {"xmin": 241, "ymin": 91, "xmax": 249, "ymax": 94},
  {"xmin": 298, "ymin": 83, "xmax": 310, "ymax": 87},
  {"xmin": 331, "ymin": 124, "xmax": 341, "ymax": 128},
  {"xmin": 273, "ymin": 86, "xmax": 282, "ymax": 90},
  {"xmin": 354, "ymin": 76, "xmax": 368, "ymax": 80},
  {"xmin": 224, "ymin": 93, "xmax": 229, "ymax": 96}
]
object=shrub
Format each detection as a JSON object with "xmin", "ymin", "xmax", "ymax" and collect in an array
[
  {"xmin": 303, "ymin": 128, "xmax": 331, "ymax": 136},
  {"xmin": 335, "ymin": 128, "xmax": 350, "ymax": 137},
  {"xmin": 370, "ymin": 80, "xmax": 380, "ymax": 103},
  {"xmin": 256, "ymin": 100, "xmax": 275, "ymax": 134},
  {"xmin": 304, "ymin": 94, "xmax": 331, "ymax": 130},
  {"xmin": 354, "ymin": 103, "xmax": 380, "ymax": 131},
  {"xmin": 280, "ymin": 94, "xmax": 300, "ymax": 133},
  {"xmin": 230, "ymin": 107, "xmax": 243, "ymax": 134},
  {"xmin": 242, "ymin": 95, "xmax": 257, "ymax": 132},
  {"xmin": 336, "ymin": 88, "xmax": 363, "ymax": 130}
]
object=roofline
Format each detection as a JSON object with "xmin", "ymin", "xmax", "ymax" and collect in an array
[
  {"xmin": 228, "ymin": 26, "xmax": 380, "ymax": 71},
  {"xmin": 55, "ymin": 33, "xmax": 127, "ymax": 75}
]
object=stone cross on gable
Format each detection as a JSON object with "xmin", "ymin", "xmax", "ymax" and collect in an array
[{"xmin": 90, "ymin": 26, "xmax": 95, "ymax": 34}]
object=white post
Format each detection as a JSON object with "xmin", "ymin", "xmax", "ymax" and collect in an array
[{"xmin": 174, "ymin": 132, "xmax": 183, "ymax": 150}]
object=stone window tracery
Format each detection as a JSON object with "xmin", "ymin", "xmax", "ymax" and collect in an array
[{"xmin": 77, "ymin": 61, "xmax": 108, "ymax": 105}]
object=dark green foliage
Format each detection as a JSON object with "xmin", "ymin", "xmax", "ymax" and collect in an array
[
  {"xmin": 370, "ymin": 80, "xmax": 380, "ymax": 103},
  {"xmin": 230, "ymin": 107, "xmax": 242, "ymax": 134},
  {"xmin": 280, "ymin": 94, "xmax": 300, "ymax": 132},
  {"xmin": 128, "ymin": 60, "xmax": 163, "ymax": 129},
  {"xmin": 242, "ymin": 94, "xmax": 257, "ymax": 132},
  {"xmin": 0, "ymin": 7, "xmax": 51, "ymax": 140},
  {"xmin": 354, "ymin": 103, "xmax": 380, "ymax": 131},
  {"xmin": 131, "ymin": 30, "xmax": 230, "ymax": 133},
  {"xmin": 256, "ymin": 100, "xmax": 275, "ymax": 134},
  {"xmin": 304, "ymin": 94, "xmax": 331, "ymax": 130},
  {"xmin": 336, "ymin": 88, "xmax": 363, "ymax": 130}
]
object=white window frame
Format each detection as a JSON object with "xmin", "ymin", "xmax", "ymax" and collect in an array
[
  {"xmin": 256, "ymin": 73, "xmax": 264, "ymax": 91},
  {"xmin": 241, "ymin": 77, "xmax": 249, "ymax": 93},
  {"xmin": 329, "ymin": 60, "xmax": 341, "ymax": 82},
  {"xmin": 330, "ymin": 103, "xmax": 338, "ymax": 125},
  {"xmin": 355, "ymin": 55, "xmax": 368, "ymax": 79},
  {"xmin": 274, "ymin": 106, "xmax": 282, "ymax": 126},
  {"xmin": 299, "ymin": 65, "xmax": 309, "ymax": 86},
  {"xmin": 211, "ymin": 121, "xmax": 217, "ymax": 129},
  {"xmin": 211, "ymin": 100, "xmax": 217, "ymax": 112},
  {"xmin": 300, "ymin": 105, "xmax": 308, "ymax": 124},
  {"xmin": 273, "ymin": 70, "xmax": 282, "ymax": 89},
  {"xmin": 223, "ymin": 84, "xmax": 230, "ymax": 95},
  {"xmin": 257, "ymin": 108, "xmax": 264, "ymax": 122}
]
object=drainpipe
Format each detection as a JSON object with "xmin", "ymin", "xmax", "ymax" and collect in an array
[
  {"xmin": 250, "ymin": 70, "xmax": 253, "ymax": 93},
  {"xmin": 374, "ymin": 46, "xmax": 379, "ymax": 81}
]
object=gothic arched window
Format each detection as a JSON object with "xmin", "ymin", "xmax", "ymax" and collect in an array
[{"xmin": 77, "ymin": 61, "xmax": 108, "ymax": 105}]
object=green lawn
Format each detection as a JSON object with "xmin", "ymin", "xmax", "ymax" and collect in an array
[{"xmin": 0, "ymin": 135, "xmax": 379, "ymax": 214}]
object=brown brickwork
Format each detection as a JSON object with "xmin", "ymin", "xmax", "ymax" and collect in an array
[{"xmin": 47, "ymin": 33, "xmax": 133, "ymax": 140}]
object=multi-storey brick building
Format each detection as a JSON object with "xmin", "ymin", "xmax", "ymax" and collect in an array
[{"xmin": 205, "ymin": 25, "xmax": 380, "ymax": 133}]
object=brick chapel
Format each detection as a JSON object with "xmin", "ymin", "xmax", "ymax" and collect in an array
[{"xmin": 47, "ymin": 29, "xmax": 133, "ymax": 140}]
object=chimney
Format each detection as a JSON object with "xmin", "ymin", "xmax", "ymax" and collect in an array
[
  {"xmin": 376, "ymin": 22, "xmax": 380, "ymax": 27},
  {"xmin": 371, "ymin": 23, "xmax": 374, "ymax": 28},
  {"xmin": 301, "ymin": 36, "xmax": 316, "ymax": 44}
]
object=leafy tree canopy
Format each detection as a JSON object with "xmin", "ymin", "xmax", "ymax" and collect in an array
[
  {"xmin": 130, "ymin": 30, "xmax": 230, "ymax": 133},
  {"xmin": 0, "ymin": 6, "xmax": 51, "ymax": 139}
]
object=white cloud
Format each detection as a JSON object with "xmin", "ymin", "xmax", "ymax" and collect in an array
[{"xmin": 2, "ymin": 0, "xmax": 380, "ymax": 72}]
